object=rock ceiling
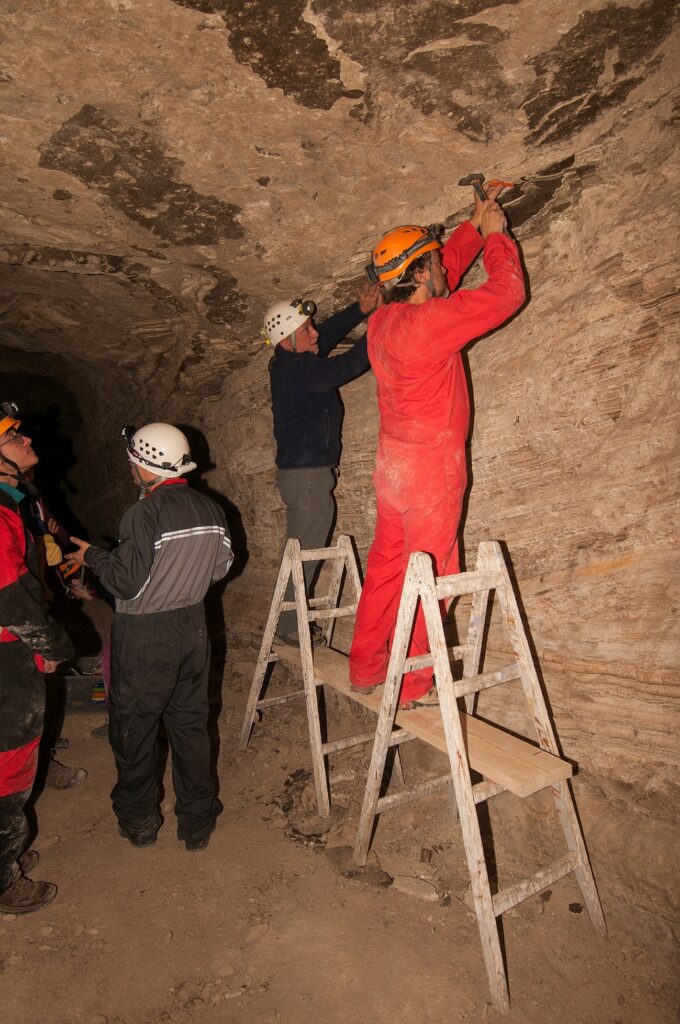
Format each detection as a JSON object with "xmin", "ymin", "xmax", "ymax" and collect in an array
[{"xmin": 1, "ymin": 0, "xmax": 675, "ymax": 400}]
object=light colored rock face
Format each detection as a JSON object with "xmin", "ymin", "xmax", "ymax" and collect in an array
[{"xmin": 0, "ymin": 0, "xmax": 678, "ymax": 932}]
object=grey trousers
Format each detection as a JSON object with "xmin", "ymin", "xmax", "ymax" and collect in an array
[{"xmin": 275, "ymin": 466, "xmax": 336, "ymax": 638}]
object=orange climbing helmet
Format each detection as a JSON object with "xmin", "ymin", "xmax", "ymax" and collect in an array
[{"xmin": 366, "ymin": 225, "xmax": 442, "ymax": 285}]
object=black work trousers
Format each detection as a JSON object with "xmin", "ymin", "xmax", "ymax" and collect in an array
[
  {"xmin": 0, "ymin": 786, "xmax": 31, "ymax": 893},
  {"xmin": 109, "ymin": 604, "xmax": 219, "ymax": 843},
  {"xmin": 0, "ymin": 640, "xmax": 45, "ymax": 894}
]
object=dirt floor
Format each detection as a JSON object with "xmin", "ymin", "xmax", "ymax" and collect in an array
[{"xmin": 1, "ymin": 630, "xmax": 678, "ymax": 1024}]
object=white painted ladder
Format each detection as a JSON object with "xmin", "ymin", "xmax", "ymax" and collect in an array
[
  {"xmin": 239, "ymin": 534, "xmax": 368, "ymax": 815},
  {"xmin": 352, "ymin": 540, "xmax": 607, "ymax": 1013}
]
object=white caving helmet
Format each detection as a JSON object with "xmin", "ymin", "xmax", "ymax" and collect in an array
[
  {"xmin": 122, "ymin": 423, "xmax": 197, "ymax": 478},
  {"xmin": 262, "ymin": 297, "xmax": 317, "ymax": 346}
]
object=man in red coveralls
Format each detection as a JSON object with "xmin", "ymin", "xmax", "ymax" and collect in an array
[
  {"xmin": 349, "ymin": 189, "xmax": 525, "ymax": 706},
  {"xmin": 0, "ymin": 403, "xmax": 73, "ymax": 914}
]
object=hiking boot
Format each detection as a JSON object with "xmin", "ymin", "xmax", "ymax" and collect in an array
[
  {"xmin": 45, "ymin": 758, "xmax": 87, "ymax": 790},
  {"xmin": 118, "ymin": 821, "xmax": 159, "ymax": 847},
  {"xmin": 0, "ymin": 875, "xmax": 57, "ymax": 915},
  {"xmin": 184, "ymin": 821, "xmax": 216, "ymax": 853},
  {"xmin": 91, "ymin": 719, "xmax": 109, "ymax": 738},
  {"xmin": 18, "ymin": 850, "xmax": 39, "ymax": 874}
]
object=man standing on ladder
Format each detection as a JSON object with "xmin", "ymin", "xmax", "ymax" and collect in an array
[
  {"xmin": 264, "ymin": 284, "xmax": 379, "ymax": 647},
  {"xmin": 349, "ymin": 187, "xmax": 525, "ymax": 706}
]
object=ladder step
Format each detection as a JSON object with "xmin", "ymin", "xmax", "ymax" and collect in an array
[
  {"xmin": 388, "ymin": 730, "xmax": 417, "ymax": 747},
  {"xmin": 298, "ymin": 546, "xmax": 350, "ymax": 561},
  {"xmin": 404, "ymin": 653, "xmax": 433, "ymax": 672},
  {"xmin": 434, "ymin": 569, "xmax": 501, "ymax": 601},
  {"xmin": 321, "ymin": 728, "xmax": 416, "ymax": 756},
  {"xmin": 376, "ymin": 774, "xmax": 451, "ymax": 813},
  {"xmin": 404, "ymin": 645, "xmax": 466, "ymax": 672},
  {"xmin": 454, "ymin": 664, "xmax": 521, "ymax": 698},
  {"xmin": 310, "ymin": 606, "xmax": 357, "ymax": 621},
  {"xmin": 279, "ymin": 602, "xmax": 356, "ymax": 619},
  {"xmin": 492, "ymin": 851, "xmax": 581, "ymax": 916},
  {"xmin": 256, "ymin": 690, "xmax": 306, "ymax": 709},
  {"xmin": 322, "ymin": 730, "xmax": 376, "ymax": 755}
]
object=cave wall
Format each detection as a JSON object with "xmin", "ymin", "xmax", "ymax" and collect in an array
[{"xmin": 0, "ymin": 0, "xmax": 678, "ymax": 940}]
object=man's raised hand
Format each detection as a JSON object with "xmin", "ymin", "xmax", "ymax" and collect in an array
[
  {"xmin": 480, "ymin": 200, "xmax": 506, "ymax": 238},
  {"xmin": 357, "ymin": 281, "xmax": 382, "ymax": 314}
]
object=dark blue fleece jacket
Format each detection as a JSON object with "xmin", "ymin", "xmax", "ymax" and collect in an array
[{"xmin": 269, "ymin": 302, "xmax": 370, "ymax": 469}]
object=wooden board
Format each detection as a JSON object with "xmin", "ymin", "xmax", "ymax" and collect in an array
[{"xmin": 273, "ymin": 645, "xmax": 572, "ymax": 798}]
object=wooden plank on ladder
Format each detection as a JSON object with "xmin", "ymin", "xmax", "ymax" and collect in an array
[{"xmin": 273, "ymin": 644, "xmax": 571, "ymax": 797}]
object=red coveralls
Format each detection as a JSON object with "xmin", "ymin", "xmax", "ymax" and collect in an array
[
  {"xmin": 0, "ymin": 486, "xmax": 73, "ymax": 895},
  {"xmin": 349, "ymin": 221, "xmax": 525, "ymax": 702}
]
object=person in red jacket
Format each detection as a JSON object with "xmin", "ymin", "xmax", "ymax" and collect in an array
[
  {"xmin": 349, "ymin": 189, "xmax": 525, "ymax": 706},
  {"xmin": 0, "ymin": 403, "xmax": 73, "ymax": 914}
]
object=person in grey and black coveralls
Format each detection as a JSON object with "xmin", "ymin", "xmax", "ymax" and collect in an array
[{"xmin": 67, "ymin": 423, "xmax": 233, "ymax": 851}]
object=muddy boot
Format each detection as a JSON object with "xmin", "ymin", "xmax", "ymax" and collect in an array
[
  {"xmin": 118, "ymin": 826, "xmax": 157, "ymax": 848},
  {"xmin": 0, "ymin": 875, "xmax": 57, "ymax": 915},
  {"xmin": 184, "ymin": 820, "xmax": 216, "ymax": 853},
  {"xmin": 45, "ymin": 757, "xmax": 87, "ymax": 790},
  {"xmin": 118, "ymin": 812, "xmax": 161, "ymax": 848}
]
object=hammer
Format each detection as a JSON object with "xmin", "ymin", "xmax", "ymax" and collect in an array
[
  {"xmin": 458, "ymin": 172, "xmax": 514, "ymax": 201},
  {"xmin": 458, "ymin": 171, "xmax": 488, "ymax": 202}
]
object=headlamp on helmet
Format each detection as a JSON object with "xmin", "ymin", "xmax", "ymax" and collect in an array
[{"xmin": 0, "ymin": 401, "xmax": 21, "ymax": 439}]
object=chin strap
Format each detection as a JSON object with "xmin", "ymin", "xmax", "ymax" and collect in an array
[
  {"xmin": 425, "ymin": 252, "xmax": 436, "ymax": 296},
  {"xmin": 0, "ymin": 453, "xmax": 39, "ymax": 498},
  {"xmin": 130, "ymin": 461, "xmax": 152, "ymax": 496}
]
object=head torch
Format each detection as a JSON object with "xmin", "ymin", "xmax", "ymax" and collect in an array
[{"xmin": 292, "ymin": 298, "xmax": 317, "ymax": 318}]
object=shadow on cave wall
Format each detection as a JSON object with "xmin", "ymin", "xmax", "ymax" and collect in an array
[
  {"xmin": 0, "ymin": 371, "xmax": 89, "ymax": 537},
  {"xmin": 0, "ymin": 370, "xmax": 103, "ymax": 670},
  {"xmin": 178, "ymin": 423, "xmax": 249, "ymax": 707}
]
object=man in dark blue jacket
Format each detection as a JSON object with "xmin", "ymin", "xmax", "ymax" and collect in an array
[{"xmin": 265, "ymin": 287, "xmax": 378, "ymax": 644}]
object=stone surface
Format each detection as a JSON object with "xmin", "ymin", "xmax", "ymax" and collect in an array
[
  {"xmin": 392, "ymin": 875, "xmax": 440, "ymax": 902},
  {"xmin": 0, "ymin": 0, "xmax": 677, "ymax": 941}
]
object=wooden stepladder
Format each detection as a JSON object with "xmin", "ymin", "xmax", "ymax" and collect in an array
[
  {"xmin": 353, "ymin": 541, "xmax": 607, "ymax": 1014},
  {"xmin": 239, "ymin": 534, "xmax": 364, "ymax": 815}
]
